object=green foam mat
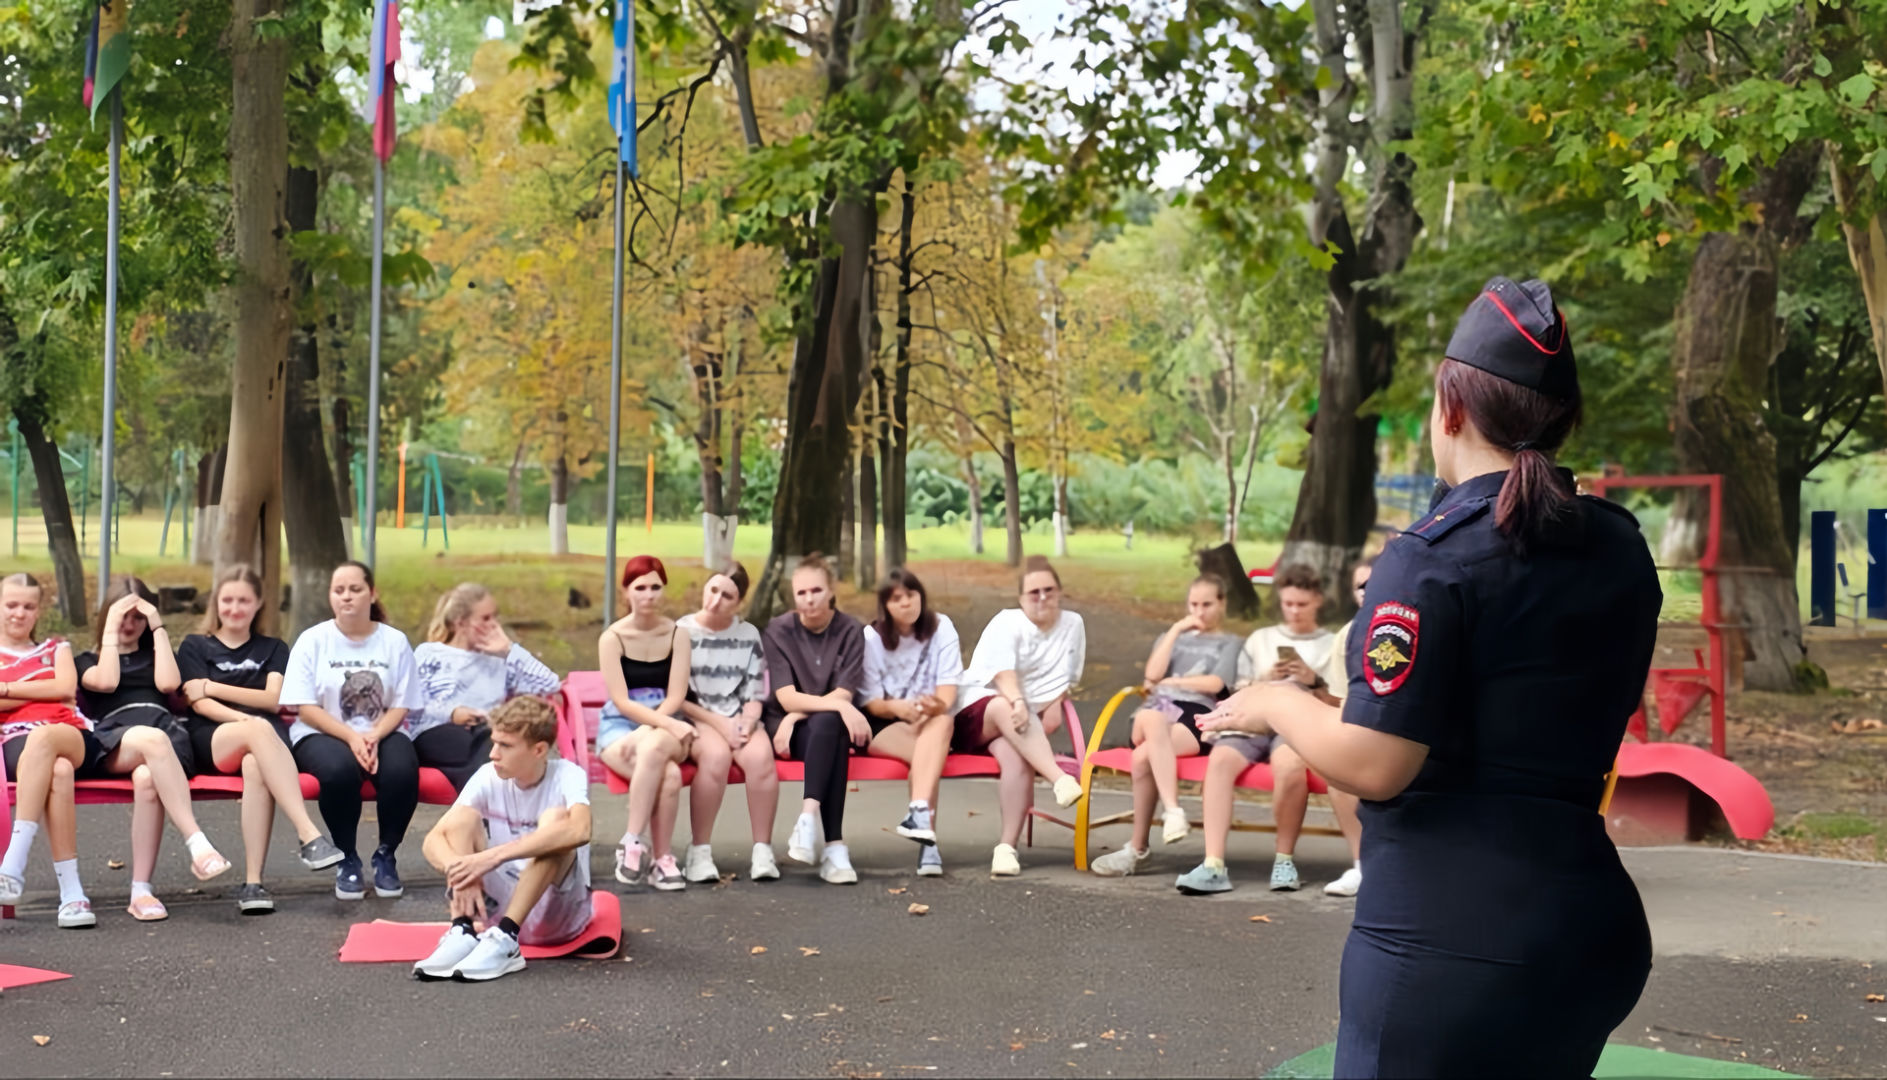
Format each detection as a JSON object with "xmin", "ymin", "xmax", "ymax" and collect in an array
[{"xmin": 1264, "ymin": 1042, "xmax": 1805, "ymax": 1079}]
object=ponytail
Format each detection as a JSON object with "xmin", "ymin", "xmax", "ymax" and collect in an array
[{"xmin": 1434, "ymin": 358, "xmax": 1582, "ymax": 551}]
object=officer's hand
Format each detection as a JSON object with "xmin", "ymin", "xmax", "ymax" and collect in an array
[{"xmin": 1198, "ymin": 686, "xmax": 1273, "ymax": 736}]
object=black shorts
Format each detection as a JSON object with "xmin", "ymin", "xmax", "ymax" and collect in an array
[
  {"xmin": 84, "ymin": 706, "xmax": 195, "ymax": 777},
  {"xmin": 185, "ymin": 715, "xmax": 292, "ymax": 776},
  {"xmin": 3, "ymin": 726, "xmax": 108, "ymax": 779},
  {"xmin": 1167, "ymin": 700, "xmax": 1213, "ymax": 746}
]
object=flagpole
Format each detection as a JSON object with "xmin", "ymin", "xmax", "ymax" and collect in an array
[
  {"xmin": 364, "ymin": 155, "xmax": 386, "ymax": 568},
  {"xmin": 603, "ymin": 156, "xmax": 626, "ymax": 625},
  {"xmin": 98, "ymin": 87, "xmax": 123, "ymax": 599}
]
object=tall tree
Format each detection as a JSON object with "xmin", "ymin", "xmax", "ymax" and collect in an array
[{"xmin": 217, "ymin": 0, "xmax": 293, "ymax": 631}]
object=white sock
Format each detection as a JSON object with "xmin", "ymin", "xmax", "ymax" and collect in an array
[
  {"xmin": 620, "ymin": 832, "xmax": 644, "ymax": 851},
  {"xmin": 911, "ymin": 799, "xmax": 928, "ymax": 810},
  {"xmin": 2, "ymin": 820, "xmax": 38, "ymax": 879},
  {"xmin": 131, "ymin": 880, "xmax": 155, "ymax": 900},
  {"xmin": 53, "ymin": 858, "xmax": 86, "ymax": 905},
  {"xmin": 185, "ymin": 831, "xmax": 215, "ymax": 860}
]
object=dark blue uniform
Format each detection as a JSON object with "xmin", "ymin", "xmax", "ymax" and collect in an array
[{"xmin": 1334, "ymin": 468, "xmax": 1661, "ymax": 1078}]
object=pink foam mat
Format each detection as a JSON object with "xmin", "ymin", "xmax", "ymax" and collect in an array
[{"xmin": 337, "ymin": 890, "xmax": 620, "ymax": 963}]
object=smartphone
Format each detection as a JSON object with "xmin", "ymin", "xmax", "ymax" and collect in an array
[{"xmin": 1276, "ymin": 646, "xmax": 1301, "ymax": 665}]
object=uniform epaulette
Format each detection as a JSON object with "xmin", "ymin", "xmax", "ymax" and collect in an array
[
  {"xmin": 1581, "ymin": 493, "xmax": 1640, "ymax": 528},
  {"xmin": 1401, "ymin": 497, "xmax": 1493, "ymax": 545}
]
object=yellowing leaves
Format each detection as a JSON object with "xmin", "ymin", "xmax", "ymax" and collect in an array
[{"xmin": 1607, "ymin": 130, "xmax": 1630, "ymax": 150}]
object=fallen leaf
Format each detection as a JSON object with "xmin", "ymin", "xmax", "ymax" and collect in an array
[
  {"xmin": 1009, "ymin": 1042, "xmax": 1026, "ymax": 1051},
  {"xmin": 1249, "ymin": 915, "xmax": 1272, "ymax": 923},
  {"xmin": 907, "ymin": 902, "xmax": 930, "ymax": 916},
  {"xmin": 782, "ymin": 1013, "xmax": 797, "ymax": 1021},
  {"xmin": 33, "ymin": 1036, "xmax": 51, "ymax": 1047},
  {"xmin": 800, "ymin": 947, "xmax": 821, "ymax": 957},
  {"xmin": 106, "ymin": 859, "xmax": 125, "ymax": 870},
  {"xmin": 749, "ymin": 946, "xmax": 768, "ymax": 955},
  {"xmin": 965, "ymin": 810, "xmax": 980, "ymax": 817},
  {"xmin": 1867, "ymin": 994, "xmax": 1885, "ymax": 1003},
  {"xmin": 1099, "ymin": 1030, "xmax": 1117, "ymax": 1040},
  {"xmin": 887, "ymin": 887, "xmax": 907, "ymax": 895}
]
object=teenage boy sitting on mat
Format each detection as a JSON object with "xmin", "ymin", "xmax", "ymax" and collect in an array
[{"xmin": 413, "ymin": 696, "xmax": 593, "ymax": 982}]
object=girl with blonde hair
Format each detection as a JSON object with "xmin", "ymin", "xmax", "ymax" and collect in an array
[{"xmin": 409, "ymin": 582, "xmax": 559, "ymax": 791}]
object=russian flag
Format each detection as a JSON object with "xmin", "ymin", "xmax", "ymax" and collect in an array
[
  {"xmin": 367, "ymin": 0, "xmax": 401, "ymax": 163},
  {"xmin": 607, "ymin": 1, "xmax": 637, "ymax": 175}
]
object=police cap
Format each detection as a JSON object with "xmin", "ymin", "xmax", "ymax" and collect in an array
[{"xmin": 1444, "ymin": 276, "xmax": 1578, "ymax": 401}]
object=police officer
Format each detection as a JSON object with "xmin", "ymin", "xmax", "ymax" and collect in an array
[{"xmin": 1202, "ymin": 276, "xmax": 1661, "ymax": 1078}]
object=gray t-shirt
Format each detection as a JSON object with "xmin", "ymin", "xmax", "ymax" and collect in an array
[{"xmin": 1154, "ymin": 631, "xmax": 1244, "ymax": 708}]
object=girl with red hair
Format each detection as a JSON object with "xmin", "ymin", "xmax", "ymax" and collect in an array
[{"xmin": 596, "ymin": 555, "xmax": 693, "ymax": 892}]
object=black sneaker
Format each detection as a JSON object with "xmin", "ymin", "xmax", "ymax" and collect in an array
[
  {"xmin": 335, "ymin": 856, "xmax": 366, "ymax": 901},
  {"xmin": 235, "ymin": 882, "xmax": 276, "ymax": 915},
  {"xmin": 372, "ymin": 845, "xmax": 403, "ymax": 899},
  {"xmin": 299, "ymin": 835, "xmax": 344, "ymax": 871}
]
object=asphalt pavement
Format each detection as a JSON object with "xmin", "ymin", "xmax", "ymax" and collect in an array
[{"xmin": 3, "ymin": 783, "xmax": 1883, "ymax": 1077}]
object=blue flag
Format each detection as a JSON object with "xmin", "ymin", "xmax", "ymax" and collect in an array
[{"xmin": 607, "ymin": 1, "xmax": 637, "ymax": 175}]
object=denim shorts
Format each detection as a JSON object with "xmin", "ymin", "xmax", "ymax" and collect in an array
[{"xmin": 596, "ymin": 701, "xmax": 637, "ymax": 753}]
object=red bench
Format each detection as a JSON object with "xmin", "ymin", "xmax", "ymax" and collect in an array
[
  {"xmin": 1, "ymin": 730, "xmax": 460, "ymax": 920},
  {"xmin": 1073, "ymin": 686, "xmax": 1337, "ymax": 871},
  {"xmin": 555, "ymin": 670, "xmax": 1089, "ymax": 847}
]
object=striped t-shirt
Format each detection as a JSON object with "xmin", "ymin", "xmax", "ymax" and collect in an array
[{"xmin": 676, "ymin": 613, "xmax": 766, "ymax": 718}]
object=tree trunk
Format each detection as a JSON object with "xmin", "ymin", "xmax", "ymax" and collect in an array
[
  {"xmin": 16, "ymin": 412, "xmax": 88, "ymax": 627},
  {"xmin": 547, "ymin": 452, "xmax": 569, "ymax": 556},
  {"xmin": 1000, "ymin": 437, "xmax": 1022, "ymax": 568},
  {"xmin": 1672, "ymin": 231, "xmax": 1806, "ymax": 690},
  {"xmin": 194, "ymin": 446, "xmax": 225, "ymax": 566},
  {"xmin": 329, "ymin": 365, "xmax": 355, "ymax": 552},
  {"xmin": 1279, "ymin": 0, "xmax": 1425, "ymax": 624},
  {"xmin": 882, "ymin": 186, "xmax": 917, "ymax": 571},
  {"xmin": 218, "ymin": 0, "xmax": 291, "ymax": 635},
  {"xmin": 754, "ymin": 194, "xmax": 876, "ymax": 619},
  {"xmin": 281, "ymin": 160, "xmax": 349, "ymax": 637},
  {"xmin": 858, "ymin": 416, "xmax": 878, "ymax": 589},
  {"xmin": 1221, "ymin": 428, "xmax": 1238, "ymax": 544},
  {"xmin": 838, "ymin": 452, "xmax": 857, "ymax": 573},
  {"xmin": 1053, "ymin": 472, "xmax": 1070, "ymax": 557},
  {"xmin": 1829, "ymin": 151, "xmax": 1887, "ymax": 404},
  {"xmin": 506, "ymin": 440, "xmax": 525, "ymax": 521}
]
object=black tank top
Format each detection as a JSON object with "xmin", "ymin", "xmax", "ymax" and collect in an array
[{"xmin": 618, "ymin": 645, "xmax": 676, "ymax": 693}]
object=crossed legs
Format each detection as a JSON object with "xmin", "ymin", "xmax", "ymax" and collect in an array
[
  {"xmin": 210, "ymin": 718, "xmax": 328, "ymax": 884},
  {"xmin": 601, "ymin": 728, "xmax": 684, "ymax": 860}
]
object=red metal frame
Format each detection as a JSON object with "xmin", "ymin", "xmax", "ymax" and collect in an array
[{"xmin": 1587, "ymin": 473, "xmax": 1727, "ymax": 758}]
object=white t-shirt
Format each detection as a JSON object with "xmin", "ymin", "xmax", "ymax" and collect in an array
[
  {"xmin": 455, "ymin": 758, "xmax": 592, "ymax": 893},
  {"xmin": 1323, "ymin": 619, "xmax": 1357, "ymax": 702},
  {"xmin": 280, "ymin": 620, "xmax": 424, "ymax": 745},
  {"xmin": 1238, "ymin": 624, "xmax": 1336, "ymax": 687},
  {"xmin": 862, "ymin": 614, "xmax": 965, "ymax": 703},
  {"xmin": 959, "ymin": 608, "xmax": 1086, "ymax": 711}
]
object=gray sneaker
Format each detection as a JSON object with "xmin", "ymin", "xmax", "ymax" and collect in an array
[
  {"xmin": 298, "ymin": 835, "xmax": 345, "ymax": 871},
  {"xmin": 1176, "ymin": 862, "xmax": 1233, "ymax": 895},
  {"xmin": 896, "ymin": 804, "xmax": 936, "ymax": 844},
  {"xmin": 1090, "ymin": 845, "xmax": 1149, "ymax": 877},
  {"xmin": 917, "ymin": 843, "xmax": 943, "ymax": 877},
  {"xmin": 1269, "ymin": 857, "xmax": 1301, "ymax": 892},
  {"xmin": 650, "ymin": 854, "xmax": 687, "ymax": 892},
  {"xmin": 235, "ymin": 882, "xmax": 275, "ymax": 915}
]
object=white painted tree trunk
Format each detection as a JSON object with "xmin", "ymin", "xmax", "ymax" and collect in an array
[
  {"xmin": 548, "ymin": 502, "xmax": 568, "ymax": 556},
  {"xmin": 702, "ymin": 512, "xmax": 738, "ymax": 569},
  {"xmin": 193, "ymin": 506, "xmax": 218, "ymax": 565},
  {"xmin": 339, "ymin": 517, "xmax": 356, "ymax": 559}
]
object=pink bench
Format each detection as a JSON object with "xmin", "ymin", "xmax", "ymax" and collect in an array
[
  {"xmin": 1074, "ymin": 686, "xmax": 1336, "ymax": 871},
  {"xmin": 555, "ymin": 670, "xmax": 1089, "ymax": 847},
  {"xmin": 1, "ymin": 731, "xmax": 460, "ymax": 920}
]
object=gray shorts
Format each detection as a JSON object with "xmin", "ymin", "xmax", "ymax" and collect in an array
[
  {"xmin": 1206, "ymin": 733, "xmax": 1274, "ymax": 764},
  {"xmin": 483, "ymin": 854, "xmax": 592, "ymax": 947}
]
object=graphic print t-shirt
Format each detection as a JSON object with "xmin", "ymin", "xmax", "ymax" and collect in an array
[
  {"xmin": 279, "ymin": 620, "xmax": 423, "ymax": 745},
  {"xmin": 176, "ymin": 633, "xmax": 291, "ymax": 721},
  {"xmin": 455, "ymin": 758, "xmax": 592, "ymax": 892}
]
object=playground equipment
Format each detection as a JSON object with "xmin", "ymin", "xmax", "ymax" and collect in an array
[
  {"xmin": 1586, "ymin": 472, "xmax": 1774, "ymax": 842},
  {"xmin": 158, "ymin": 447, "xmax": 192, "ymax": 557},
  {"xmin": 418, "ymin": 451, "xmax": 449, "ymax": 549},
  {"xmin": 1808, "ymin": 509, "xmax": 1885, "ymax": 629}
]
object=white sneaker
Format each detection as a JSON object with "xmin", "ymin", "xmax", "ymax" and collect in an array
[
  {"xmin": 452, "ymin": 927, "xmax": 526, "ymax": 982},
  {"xmin": 1052, "ymin": 775, "xmax": 1083, "ymax": 808},
  {"xmin": 413, "ymin": 924, "xmax": 480, "ymax": 981},
  {"xmin": 0, "ymin": 872, "xmax": 23, "ymax": 905},
  {"xmin": 990, "ymin": 843, "xmax": 1021, "ymax": 877},
  {"xmin": 819, "ymin": 842, "xmax": 858, "ymax": 885},
  {"xmin": 683, "ymin": 844, "xmax": 720, "ymax": 883},
  {"xmin": 1090, "ymin": 845, "xmax": 1149, "ymax": 877},
  {"xmin": 1323, "ymin": 865, "xmax": 1363, "ymax": 897},
  {"xmin": 787, "ymin": 813, "xmax": 820, "ymax": 865},
  {"xmin": 1161, "ymin": 805, "xmax": 1192, "ymax": 845},
  {"xmin": 57, "ymin": 898, "xmax": 97, "ymax": 929},
  {"xmin": 748, "ymin": 843, "xmax": 780, "ymax": 881}
]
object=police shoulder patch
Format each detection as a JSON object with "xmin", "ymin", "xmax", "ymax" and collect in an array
[
  {"xmin": 1364, "ymin": 601, "xmax": 1418, "ymax": 695},
  {"xmin": 1403, "ymin": 498, "xmax": 1491, "ymax": 545}
]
